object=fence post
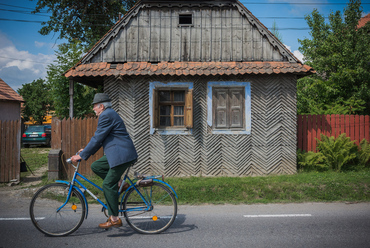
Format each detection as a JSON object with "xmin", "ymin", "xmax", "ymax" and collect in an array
[{"xmin": 48, "ymin": 149, "xmax": 62, "ymax": 180}]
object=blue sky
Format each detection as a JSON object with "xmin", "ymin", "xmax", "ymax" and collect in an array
[{"xmin": 0, "ymin": 0, "xmax": 369, "ymax": 91}]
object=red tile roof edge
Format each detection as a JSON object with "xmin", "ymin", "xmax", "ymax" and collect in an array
[
  {"xmin": 357, "ymin": 13, "xmax": 370, "ymax": 29},
  {"xmin": 0, "ymin": 78, "xmax": 24, "ymax": 102},
  {"xmin": 65, "ymin": 61, "xmax": 315, "ymax": 78}
]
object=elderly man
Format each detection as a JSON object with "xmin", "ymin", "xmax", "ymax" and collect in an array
[{"xmin": 71, "ymin": 93, "xmax": 138, "ymax": 229}]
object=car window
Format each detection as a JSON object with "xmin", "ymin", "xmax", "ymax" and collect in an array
[{"xmin": 26, "ymin": 126, "xmax": 44, "ymax": 132}]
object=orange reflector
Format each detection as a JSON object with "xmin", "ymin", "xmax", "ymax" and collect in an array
[
  {"xmin": 71, "ymin": 205, "xmax": 77, "ymax": 211},
  {"xmin": 152, "ymin": 216, "xmax": 158, "ymax": 221}
]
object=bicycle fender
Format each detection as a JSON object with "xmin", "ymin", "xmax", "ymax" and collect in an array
[
  {"xmin": 153, "ymin": 179, "xmax": 178, "ymax": 199},
  {"xmin": 56, "ymin": 180, "xmax": 89, "ymax": 219}
]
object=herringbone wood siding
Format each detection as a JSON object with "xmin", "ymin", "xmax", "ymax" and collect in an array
[{"xmin": 105, "ymin": 74, "xmax": 297, "ymax": 176}]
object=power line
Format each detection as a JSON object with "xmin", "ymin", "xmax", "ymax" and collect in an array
[{"xmin": 0, "ymin": 8, "xmax": 51, "ymax": 17}]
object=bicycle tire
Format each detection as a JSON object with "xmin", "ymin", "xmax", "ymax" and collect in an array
[
  {"xmin": 29, "ymin": 183, "xmax": 86, "ymax": 237},
  {"xmin": 122, "ymin": 182, "xmax": 177, "ymax": 234}
]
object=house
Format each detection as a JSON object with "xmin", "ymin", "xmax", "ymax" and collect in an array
[
  {"xmin": 0, "ymin": 78, "xmax": 24, "ymax": 121},
  {"xmin": 0, "ymin": 78, "xmax": 24, "ymax": 183},
  {"xmin": 65, "ymin": 0, "xmax": 314, "ymax": 176},
  {"xmin": 357, "ymin": 13, "xmax": 370, "ymax": 29}
]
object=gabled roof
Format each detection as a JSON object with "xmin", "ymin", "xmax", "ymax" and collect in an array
[
  {"xmin": 0, "ymin": 78, "xmax": 24, "ymax": 102},
  {"xmin": 65, "ymin": 0, "xmax": 314, "ymax": 86},
  {"xmin": 357, "ymin": 13, "xmax": 370, "ymax": 29}
]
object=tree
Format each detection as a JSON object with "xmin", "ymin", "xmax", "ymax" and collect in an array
[
  {"xmin": 32, "ymin": 0, "xmax": 138, "ymax": 47},
  {"xmin": 18, "ymin": 78, "xmax": 52, "ymax": 124},
  {"xmin": 297, "ymin": 0, "xmax": 370, "ymax": 115},
  {"xmin": 271, "ymin": 20, "xmax": 283, "ymax": 43},
  {"xmin": 46, "ymin": 40, "xmax": 100, "ymax": 119}
]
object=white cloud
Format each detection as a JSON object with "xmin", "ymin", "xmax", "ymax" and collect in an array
[
  {"xmin": 268, "ymin": 0, "xmax": 328, "ymax": 15},
  {"xmin": 0, "ymin": 32, "xmax": 55, "ymax": 91},
  {"xmin": 284, "ymin": 44, "xmax": 305, "ymax": 63}
]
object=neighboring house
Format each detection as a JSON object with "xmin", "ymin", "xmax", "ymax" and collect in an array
[
  {"xmin": 0, "ymin": 78, "xmax": 24, "ymax": 183},
  {"xmin": 0, "ymin": 78, "xmax": 24, "ymax": 121},
  {"xmin": 65, "ymin": 0, "xmax": 314, "ymax": 176},
  {"xmin": 357, "ymin": 13, "xmax": 370, "ymax": 29}
]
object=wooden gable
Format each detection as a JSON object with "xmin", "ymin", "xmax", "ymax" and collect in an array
[{"xmin": 81, "ymin": 0, "xmax": 298, "ymax": 65}]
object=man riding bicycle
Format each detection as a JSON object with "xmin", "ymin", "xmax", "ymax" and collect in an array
[{"xmin": 71, "ymin": 93, "xmax": 138, "ymax": 229}]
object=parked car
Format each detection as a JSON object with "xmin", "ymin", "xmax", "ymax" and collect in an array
[{"xmin": 22, "ymin": 125, "xmax": 51, "ymax": 148}]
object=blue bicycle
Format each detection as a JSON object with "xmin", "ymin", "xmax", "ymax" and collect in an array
[{"xmin": 29, "ymin": 156, "xmax": 178, "ymax": 236}]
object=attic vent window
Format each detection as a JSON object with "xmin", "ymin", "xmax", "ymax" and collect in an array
[{"xmin": 179, "ymin": 14, "xmax": 193, "ymax": 26}]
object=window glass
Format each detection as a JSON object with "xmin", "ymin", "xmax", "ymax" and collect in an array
[
  {"xmin": 174, "ymin": 91, "xmax": 185, "ymax": 102},
  {"xmin": 158, "ymin": 90, "xmax": 186, "ymax": 127},
  {"xmin": 159, "ymin": 91, "xmax": 170, "ymax": 102},
  {"xmin": 179, "ymin": 14, "xmax": 192, "ymax": 25}
]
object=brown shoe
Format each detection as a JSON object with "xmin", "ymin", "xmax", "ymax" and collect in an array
[{"xmin": 98, "ymin": 216, "xmax": 122, "ymax": 229}]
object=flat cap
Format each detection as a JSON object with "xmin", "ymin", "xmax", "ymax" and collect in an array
[{"xmin": 92, "ymin": 93, "xmax": 111, "ymax": 105}]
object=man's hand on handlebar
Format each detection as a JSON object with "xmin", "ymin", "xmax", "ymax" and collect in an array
[{"xmin": 71, "ymin": 154, "xmax": 82, "ymax": 163}]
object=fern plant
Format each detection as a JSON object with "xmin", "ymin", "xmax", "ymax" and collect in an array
[
  {"xmin": 297, "ymin": 150, "xmax": 326, "ymax": 172},
  {"xmin": 358, "ymin": 139, "xmax": 370, "ymax": 167},
  {"xmin": 316, "ymin": 134, "xmax": 358, "ymax": 171}
]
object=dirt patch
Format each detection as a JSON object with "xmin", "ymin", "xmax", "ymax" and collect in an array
[{"xmin": 0, "ymin": 166, "xmax": 46, "ymax": 197}]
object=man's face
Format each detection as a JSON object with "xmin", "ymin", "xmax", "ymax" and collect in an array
[{"xmin": 93, "ymin": 103, "xmax": 104, "ymax": 116}]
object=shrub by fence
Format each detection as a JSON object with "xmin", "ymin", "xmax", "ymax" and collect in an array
[
  {"xmin": 297, "ymin": 114, "xmax": 370, "ymax": 152},
  {"xmin": 0, "ymin": 120, "xmax": 21, "ymax": 183}
]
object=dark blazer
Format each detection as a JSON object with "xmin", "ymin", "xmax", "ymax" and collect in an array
[{"xmin": 80, "ymin": 107, "xmax": 138, "ymax": 168}]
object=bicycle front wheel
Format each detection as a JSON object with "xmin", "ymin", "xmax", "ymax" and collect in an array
[
  {"xmin": 122, "ymin": 182, "xmax": 177, "ymax": 234},
  {"xmin": 29, "ymin": 183, "xmax": 86, "ymax": 237}
]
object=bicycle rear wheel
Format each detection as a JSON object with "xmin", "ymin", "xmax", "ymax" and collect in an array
[
  {"xmin": 122, "ymin": 182, "xmax": 177, "ymax": 234},
  {"xmin": 29, "ymin": 183, "xmax": 85, "ymax": 236}
]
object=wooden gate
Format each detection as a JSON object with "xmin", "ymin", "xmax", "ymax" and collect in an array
[
  {"xmin": 51, "ymin": 117, "xmax": 103, "ymax": 178},
  {"xmin": 0, "ymin": 120, "xmax": 21, "ymax": 183}
]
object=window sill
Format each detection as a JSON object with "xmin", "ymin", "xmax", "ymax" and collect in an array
[
  {"xmin": 211, "ymin": 129, "xmax": 250, "ymax": 135},
  {"xmin": 153, "ymin": 128, "xmax": 192, "ymax": 135}
]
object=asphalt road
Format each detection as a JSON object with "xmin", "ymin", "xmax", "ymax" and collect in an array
[{"xmin": 0, "ymin": 190, "xmax": 369, "ymax": 248}]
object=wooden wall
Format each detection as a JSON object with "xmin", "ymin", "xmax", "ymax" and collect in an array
[
  {"xmin": 88, "ymin": 4, "xmax": 289, "ymax": 64},
  {"xmin": 0, "ymin": 120, "xmax": 21, "ymax": 182},
  {"xmin": 105, "ymin": 74, "xmax": 297, "ymax": 177}
]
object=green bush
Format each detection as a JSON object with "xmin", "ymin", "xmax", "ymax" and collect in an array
[
  {"xmin": 358, "ymin": 139, "xmax": 370, "ymax": 168},
  {"xmin": 316, "ymin": 134, "xmax": 358, "ymax": 171},
  {"xmin": 297, "ymin": 149, "xmax": 327, "ymax": 172},
  {"xmin": 297, "ymin": 134, "xmax": 368, "ymax": 172}
]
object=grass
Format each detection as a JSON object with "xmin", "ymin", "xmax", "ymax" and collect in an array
[
  {"xmin": 11, "ymin": 148, "xmax": 370, "ymax": 205},
  {"xmin": 20, "ymin": 147, "xmax": 50, "ymax": 178}
]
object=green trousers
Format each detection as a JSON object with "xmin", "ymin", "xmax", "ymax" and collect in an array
[{"xmin": 91, "ymin": 155, "xmax": 134, "ymax": 216}]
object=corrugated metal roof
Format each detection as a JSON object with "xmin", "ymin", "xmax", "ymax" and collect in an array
[
  {"xmin": 65, "ymin": 61, "xmax": 314, "ymax": 78},
  {"xmin": 0, "ymin": 78, "xmax": 24, "ymax": 102}
]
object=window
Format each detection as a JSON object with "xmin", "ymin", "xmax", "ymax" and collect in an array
[
  {"xmin": 151, "ymin": 85, "xmax": 193, "ymax": 132},
  {"xmin": 158, "ymin": 90, "xmax": 185, "ymax": 127},
  {"xmin": 207, "ymin": 82, "xmax": 251, "ymax": 134},
  {"xmin": 213, "ymin": 88, "xmax": 244, "ymax": 129},
  {"xmin": 179, "ymin": 13, "xmax": 193, "ymax": 26}
]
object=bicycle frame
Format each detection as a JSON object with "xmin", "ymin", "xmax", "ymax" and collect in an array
[{"xmin": 56, "ymin": 160, "xmax": 178, "ymax": 220}]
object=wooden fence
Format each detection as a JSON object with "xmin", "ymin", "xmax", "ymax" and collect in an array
[
  {"xmin": 297, "ymin": 114, "xmax": 370, "ymax": 152},
  {"xmin": 0, "ymin": 120, "xmax": 21, "ymax": 183},
  {"xmin": 52, "ymin": 114, "xmax": 370, "ymax": 178},
  {"xmin": 51, "ymin": 117, "xmax": 103, "ymax": 178}
]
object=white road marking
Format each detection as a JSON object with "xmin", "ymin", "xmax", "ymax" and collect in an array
[
  {"xmin": 243, "ymin": 214, "xmax": 312, "ymax": 218},
  {"xmin": 0, "ymin": 217, "xmax": 45, "ymax": 221}
]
